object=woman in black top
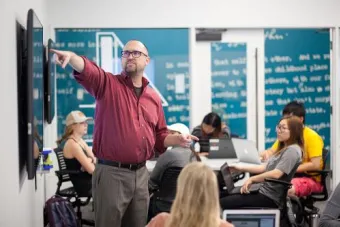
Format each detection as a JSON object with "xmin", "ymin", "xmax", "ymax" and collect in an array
[
  {"xmin": 191, "ymin": 112, "xmax": 231, "ymax": 153},
  {"xmin": 56, "ymin": 110, "xmax": 96, "ymax": 194}
]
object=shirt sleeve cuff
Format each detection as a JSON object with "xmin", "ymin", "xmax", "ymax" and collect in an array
[{"xmin": 156, "ymin": 132, "xmax": 168, "ymax": 154}]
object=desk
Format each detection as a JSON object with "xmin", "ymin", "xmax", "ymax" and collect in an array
[
  {"xmin": 146, "ymin": 159, "xmax": 229, "ymax": 172},
  {"xmin": 146, "ymin": 158, "xmax": 260, "ymax": 186},
  {"xmin": 146, "ymin": 158, "xmax": 259, "ymax": 172}
]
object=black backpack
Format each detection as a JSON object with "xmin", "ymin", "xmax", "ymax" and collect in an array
[{"xmin": 44, "ymin": 195, "xmax": 79, "ymax": 227}]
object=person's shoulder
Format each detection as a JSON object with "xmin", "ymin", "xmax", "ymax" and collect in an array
[
  {"xmin": 285, "ymin": 144, "xmax": 302, "ymax": 159},
  {"xmin": 162, "ymin": 147, "xmax": 190, "ymax": 159},
  {"xmin": 220, "ymin": 219, "xmax": 234, "ymax": 227},
  {"xmin": 169, "ymin": 146, "xmax": 191, "ymax": 153},
  {"xmin": 112, "ymin": 73, "xmax": 125, "ymax": 84},
  {"xmin": 145, "ymin": 85, "xmax": 162, "ymax": 102},
  {"xmin": 192, "ymin": 125, "xmax": 202, "ymax": 134},
  {"xmin": 221, "ymin": 124, "xmax": 231, "ymax": 136},
  {"xmin": 304, "ymin": 126, "xmax": 323, "ymax": 140},
  {"xmin": 146, "ymin": 212, "xmax": 170, "ymax": 227},
  {"xmin": 64, "ymin": 139, "xmax": 82, "ymax": 153},
  {"xmin": 64, "ymin": 139, "xmax": 77, "ymax": 149}
]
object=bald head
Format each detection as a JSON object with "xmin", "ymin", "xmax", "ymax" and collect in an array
[
  {"xmin": 121, "ymin": 40, "xmax": 150, "ymax": 76},
  {"xmin": 124, "ymin": 40, "xmax": 148, "ymax": 56}
]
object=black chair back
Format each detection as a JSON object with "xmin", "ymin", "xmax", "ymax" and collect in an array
[
  {"xmin": 155, "ymin": 167, "xmax": 182, "ymax": 203},
  {"xmin": 54, "ymin": 147, "xmax": 71, "ymax": 183},
  {"xmin": 322, "ymin": 148, "xmax": 329, "ymax": 171},
  {"xmin": 312, "ymin": 148, "xmax": 330, "ymax": 201}
]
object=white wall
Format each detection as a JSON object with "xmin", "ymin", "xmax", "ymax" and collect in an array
[
  {"xmin": 46, "ymin": 0, "xmax": 340, "ymax": 28},
  {"xmin": 0, "ymin": 0, "xmax": 47, "ymax": 226}
]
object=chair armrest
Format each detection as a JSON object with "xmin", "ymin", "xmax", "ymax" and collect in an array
[
  {"xmin": 295, "ymin": 169, "xmax": 332, "ymax": 177},
  {"xmin": 148, "ymin": 187, "xmax": 159, "ymax": 195},
  {"xmin": 265, "ymin": 178, "xmax": 292, "ymax": 187},
  {"xmin": 306, "ymin": 169, "xmax": 331, "ymax": 175},
  {"xmin": 55, "ymin": 170, "xmax": 82, "ymax": 176}
]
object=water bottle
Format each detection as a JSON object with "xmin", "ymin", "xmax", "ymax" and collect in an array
[{"xmin": 309, "ymin": 213, "xmax": 320, "ymax": 227}]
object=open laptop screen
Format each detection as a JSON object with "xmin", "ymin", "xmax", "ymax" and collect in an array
[{"xmin": 223, "ymin": 210, "xmax": 280, "ymax": 227}]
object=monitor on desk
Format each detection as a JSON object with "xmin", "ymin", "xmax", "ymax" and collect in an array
[{"xmin": 223, "ymin": 209, "xmax": 280, "ymax": 227}]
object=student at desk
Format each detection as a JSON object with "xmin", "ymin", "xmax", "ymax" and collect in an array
[
  {"xmin": 260, "ymin": 101, "xmax": 324, "ymax": 198},
  {"xmin": 191, "ymin": 112, "xmax": 231, "ymax": 154},
  {"xmin": 220, "ymin": 116, "xmax": 303, "ymax": 210}
]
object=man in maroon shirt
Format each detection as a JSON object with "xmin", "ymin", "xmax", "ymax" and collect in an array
[{"xmin": 51, "ymin": 40, "xmax": 198, "ymax": 227}]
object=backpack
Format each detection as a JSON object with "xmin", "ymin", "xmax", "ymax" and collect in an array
[{"xmin": 44, "ymin": 195, "xmax": 79, "ymax": 227}]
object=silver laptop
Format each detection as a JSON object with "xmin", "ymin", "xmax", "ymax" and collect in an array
[
  {"xmin": 232, "ymin": 138, "xmax": 263, "ymax": 165},
  {"xmin": 223, "ymin": 209, "xmax": 280, "ymax": 227}
]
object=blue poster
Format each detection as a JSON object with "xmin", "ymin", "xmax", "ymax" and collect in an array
[
  {"xmin": 211, "ymin": 42, "xmax": 247, "ymax": 138},
  {"xmin": 264, "ymin": 29, "xmax": 330, "ymax": 151},
  {"xmin": 55, "ymin": 28, "xmax": 189, "ymax": 144}
]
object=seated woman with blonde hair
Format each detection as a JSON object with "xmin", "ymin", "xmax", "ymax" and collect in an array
[
  {"xmin": 147, "ymin": 162, "xmax": 234, "ymax": 227},
  {"xmin": 56, "ymin": 110, "xmax": 96, "ymax": 193}
]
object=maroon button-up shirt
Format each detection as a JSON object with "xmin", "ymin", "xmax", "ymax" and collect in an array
[{"xmin": 74, "ymin": 57, "xmax": 169, "ymax": 163}]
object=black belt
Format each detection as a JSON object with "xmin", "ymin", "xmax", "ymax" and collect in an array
[{"xmin": 97, "ymin": 159, "xmax": 146, "ymax": 171}]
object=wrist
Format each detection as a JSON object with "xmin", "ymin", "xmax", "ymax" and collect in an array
[{"xmin": 237, "ymin": 166, "xmax": 245, "ymax": 172}]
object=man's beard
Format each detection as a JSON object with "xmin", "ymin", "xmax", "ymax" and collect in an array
[{"xmin": 124, "ymin": 63, "xmax": 138, "ymax": 75}]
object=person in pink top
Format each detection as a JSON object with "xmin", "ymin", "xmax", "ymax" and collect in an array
[{"xmin": 146, "ymin": 162, "xmax": 234, "ymax": 227}]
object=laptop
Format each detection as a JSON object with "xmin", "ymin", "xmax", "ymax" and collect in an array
[
  {"xmin": 208, "ymin": 138, "xmax": 238, "ymax": 160},
  {"xmin": 222, "ymin": 209, "xmax": 280, "ymax": 227},
  {"xmin": 220, "ymin": 162, "xmax": 261, "ymax": 194},
  {"xmin": 232, "ymin": 138, "xmax": 263, "ymax": 165}
]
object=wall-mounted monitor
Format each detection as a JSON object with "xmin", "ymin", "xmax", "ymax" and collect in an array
[
  {"xmin": 16, "ymin": 20, "xmax": 27, "ymax": 180},
  {"xmin": 44, "ymin": 39, "xmax": 56, "ymax": 124},
  {"xmin": 26, "ymin": 8, "xmax": 44, "ymax": 180}
]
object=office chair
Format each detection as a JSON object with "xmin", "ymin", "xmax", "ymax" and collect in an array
[
  {"xmin": 231, "ymin": 161, "xmax": 301, "ymax": 227},
  {"xmin": 54, "ymin": 147, "xmax": 95, "ymax": 226},
  {"xmin": 292, "ymin": 148, "xmax": 332, "ymax": 226},
  {"xmin": 148, "ymin": 167, "xmax": 182, "ymax": 221}
]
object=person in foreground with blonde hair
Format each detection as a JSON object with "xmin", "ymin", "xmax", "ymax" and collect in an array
[{"xmin": 146, "ymin": 162, "xmax": 234, "ymax": 227}]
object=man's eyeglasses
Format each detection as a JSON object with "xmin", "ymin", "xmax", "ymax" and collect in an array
[
  {"xmin": 121, "ymin": 50, "xmax": 148, "ymax": 58},
  {"xmin": 276, "ymin": 124, "xmax": 289, "ymax": 132}
]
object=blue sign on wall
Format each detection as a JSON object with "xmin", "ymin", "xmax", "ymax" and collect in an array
[
  {"xmin": 264, "ymin": 29, "xmax": 330, "ymax": 150},
  {"xmin": 211, "ymin": 42, "xmax": 247, "ymax": 138},
  {"xmin": 55, "ymin": 28, "xmax": 189, "ymax": 144}
]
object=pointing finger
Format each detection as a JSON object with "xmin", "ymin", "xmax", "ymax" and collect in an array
[{"xmin": 61, "ymin": 56, "xmax": 70, "ymax": 68}]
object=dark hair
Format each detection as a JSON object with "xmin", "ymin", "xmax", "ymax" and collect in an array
[
  {"xmin": 276, "ymin": 115, "xmax": 304, "ymax": 158},
  {"xmin": 282, "ymin": 101, "xmax": 306, "ymax": 124},
  {"xmin": 189, "ymin": 145, "xmax": 201, "ymax": 162},
  {"xmin": 201, "ymin": 112, "xmax": 222, "ymax": 136}
]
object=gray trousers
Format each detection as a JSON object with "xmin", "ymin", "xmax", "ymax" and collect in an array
[{"xmin": 92, "ymin": 163, "xmax": 149, "ymax": 227}]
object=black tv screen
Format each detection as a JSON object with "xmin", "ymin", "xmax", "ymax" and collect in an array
[
  {"xmin": 27, "ymin": 9, "xmax": 44, "ymax": 179},
  {"xmin": 45, "ymin": 39, "xmax": 56, "ymax": 124}
]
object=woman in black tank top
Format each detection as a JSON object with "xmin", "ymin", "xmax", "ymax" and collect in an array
[{"xmin": 56, "ymin": 111, "xmax": 96, "ymax": 195}]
